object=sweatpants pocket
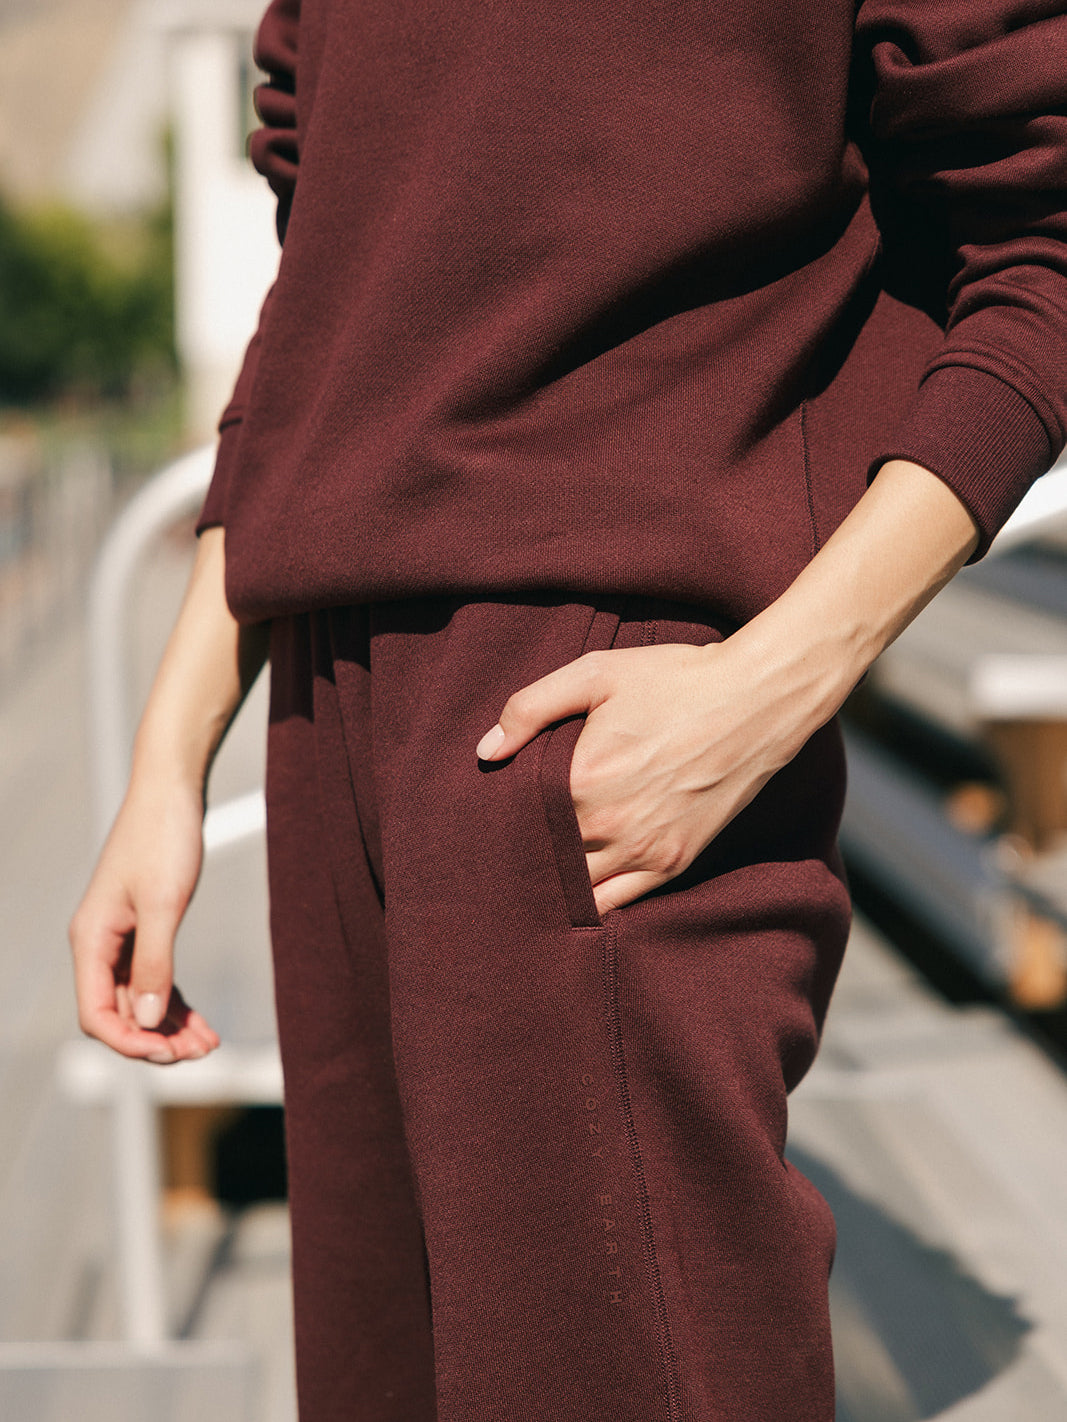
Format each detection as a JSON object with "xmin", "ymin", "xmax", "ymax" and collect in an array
[
  {"xmin": 539, "ymin": 714, "xmax": 600, "ymax": 927},
  {"xmin": 535, "ymin": 605, "xmax": 622, "ymax": 929}
]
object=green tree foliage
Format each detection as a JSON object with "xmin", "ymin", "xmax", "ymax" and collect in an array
[{"xmin": 0, "ymin": 190, "xmax": 175, "ymax": 406}]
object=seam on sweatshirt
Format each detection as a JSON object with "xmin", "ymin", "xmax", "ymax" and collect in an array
[
  {"xmin": 602, "ymin": 916, "xmax": 681, "ymax": 1421},
  {"xmin": 800, "ymin": 399, "xmax": 819, "ymax": 558}
]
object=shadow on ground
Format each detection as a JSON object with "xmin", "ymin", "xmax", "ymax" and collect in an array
[{"xmin": 786, "ymin": 1145, "xmax": 1030, "ymax": 1422}]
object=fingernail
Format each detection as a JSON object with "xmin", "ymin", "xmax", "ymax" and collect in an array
[
  {"xmin": 134, "ymin": 992, "xmax": 165, "ymax": 1029},
  {"xmin": 476, "ymin": 724, "xmax": 506, "ymax": 760},
  {"xmin": 147, "ymin": 1050, "xmax": 175, "ymax": 1065}
]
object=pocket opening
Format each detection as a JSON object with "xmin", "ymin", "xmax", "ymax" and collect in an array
[{"xmin": 535, "ymin": 605, "xmax": 624, "ymax": 929}]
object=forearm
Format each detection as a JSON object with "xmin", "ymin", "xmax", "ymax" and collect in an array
[
  {"xmin": 131, "ymin": 526, "xmax": 270, "ymax": 793},
  {"xmin": 727, "ymin": 459, "xmax": 981, "ymax": 750}
]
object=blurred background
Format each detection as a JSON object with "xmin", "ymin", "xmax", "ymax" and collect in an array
[{"xmin": 2, "ymin": 2, "xmax": 1067, "ymax": 1419}]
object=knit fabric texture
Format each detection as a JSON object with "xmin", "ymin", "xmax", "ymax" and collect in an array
[{"xmin": 200, "ymin": 0, "xmax": 1067, "ymax": 623}]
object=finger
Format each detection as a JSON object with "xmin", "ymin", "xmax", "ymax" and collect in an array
[
  {"xmin": 182, "ymin": 1011, "xmax": 222, "ymax": 1053},
  {"xmin": 476, "ymin": 653, "xmax": 605, "ymax": 761},
  {"xmin": 72, "ymin": 921, "xmax": 132, "ymax": 1034},
  {"xmin": 78, "ymin": 1000, "xmax": 186, "ymax": 1060},
  {"xmin": 76, "ymin": 952, "xmax": 217, "ymax": 1061},
  {"xmin": 115, "ymin": 981, "xmax": 133, "ymax": 1023},
  {"xmin": 128, "ymin": 903, "xmax": 181, "ymax": 1030},
  {"xmin": 150, "ymin": 1020, "xmax": 211, "ymax": 1062},
  {"xmin": 157, "ymin": 989, "xmax": 220, "ymax": 1055},
  {"xmin": 71, "ymin": 922, "xmax": 215, "ymax": 1059},
  {"xmin": 136, "ymin": 989, "xmax": 214, "ymax": 1060},
  {"xmin": 172, "ymin": 997, "xmax": 221, "ymax": 1049},
  {"xmin": 86, "ymin": 999, "xmax": 217, "ymax": 1063},
  {"xmin": 592, "ymin": 868, "xmax": 666, "ymax": 915}
]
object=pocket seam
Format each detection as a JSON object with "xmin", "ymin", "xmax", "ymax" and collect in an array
[
  {"xmin": 536, "ymin": 606, "xmax": 623, "ymax": 929},
  {"xmin": 538, "ymin": 716, "xmax": 602, "ymax": 929}
]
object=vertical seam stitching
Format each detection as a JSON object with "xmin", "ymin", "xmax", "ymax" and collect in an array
[
  {"xmin": 602, "ymin": 916, "xmax": 682, "ymax": 1421},
  {"xmin": 800, "ymin": 399, "xmax": 819, "ymax": 559},
  {"xmin": 329, "ymin": 610, "xmax": 385, "ymax": 906},
  {"xmin": 308, "ymin": 620, "xmax": 381, "ymax": 960}
]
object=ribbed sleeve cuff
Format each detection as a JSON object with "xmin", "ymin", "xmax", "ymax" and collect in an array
[
  {"xmin": 195, "ymin": 418, "xmax": 243, "ymax": 534},
  {"xmin": 867, "ymin": 365, "xmax": 1054, "ymax": 562}
]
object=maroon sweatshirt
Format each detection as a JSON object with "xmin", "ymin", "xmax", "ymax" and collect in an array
[{"xmin": 199, "ymin": 0, "xmax": 1067, "ymax": 627}]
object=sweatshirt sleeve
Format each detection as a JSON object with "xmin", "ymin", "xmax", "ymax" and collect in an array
[
  {"xmin": 196, "ymin": 0, "xmax": 301, "ymax": 533},
  {"xmin": 853, "ymin": 0, "xmax": 1067, "ymax": 559}
]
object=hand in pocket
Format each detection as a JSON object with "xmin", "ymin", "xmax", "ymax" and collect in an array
[{"xmin": 476, "ymin": 638, "xmax": 828, "ymax": 914}]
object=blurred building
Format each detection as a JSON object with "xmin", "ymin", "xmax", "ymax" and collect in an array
[{"xmin": 0, "ymin": 0, "xmax": 280, "ymax": 439}]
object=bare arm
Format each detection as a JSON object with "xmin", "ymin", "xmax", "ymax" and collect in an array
[
  {"xmin": 476, "ymin": 458, "xmax": 980, "ymax": 914},
  {"xmin": 69, "ymin": 527, "xmax": 269, "ymax": 1062}
]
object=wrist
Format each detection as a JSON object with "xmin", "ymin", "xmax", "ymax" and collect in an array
[
  {"xmin": 724, "ymin": 593, "xmax": 872, "ymax": 724},
  {"xmin": 130, "ymin": 708, "xmax": 227, "ymax": 798},
  {"xmin": 753, "ymin": 458, "xmax": 979, "ymax": 685}
]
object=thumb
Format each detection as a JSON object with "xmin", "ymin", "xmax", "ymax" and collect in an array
[
  {"xmin": 476, "ymin": 652, "xmax": 605, "ymax": 762},
  {"xmin": 128, "ymin": 903, "xmax": 179, "ymax": 1029}
]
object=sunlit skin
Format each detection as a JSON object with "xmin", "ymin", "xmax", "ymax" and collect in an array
[
  {"xmin": 69, "ymin": 457, "xmax": 979, "ymax": 1060},
  {"xmin": 68, "ymin": 527, "xmax": 268, "ymax": 1063}
]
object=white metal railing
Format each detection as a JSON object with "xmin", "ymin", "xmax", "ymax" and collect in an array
[{"xmin": 60, "ymin": 444, "xmax": 277, "ymax": 1348}]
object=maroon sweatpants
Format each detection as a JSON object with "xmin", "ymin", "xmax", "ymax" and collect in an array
[{"xmin": 265, "ymin": 594, "xmax": 851, "ymax": 1422}]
